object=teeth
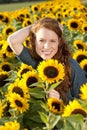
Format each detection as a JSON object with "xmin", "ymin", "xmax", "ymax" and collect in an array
[{"xmin": 43, "ymin": 51, "xmax": 51, "ymax": 54}]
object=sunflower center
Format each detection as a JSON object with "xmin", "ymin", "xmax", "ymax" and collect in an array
[
  {"xmin": 27, "ymin": 77, "xmax": 38, "ymax": 87},
  {"xmin": 2, "ymin": 64, "xmax": 11, "ymax": 72},
  {"xmin": 12, "ymin": 86, "xmax": 24, "ymax": 97},
  {"xmin": 77, "ymin": 55, "xmax": 87, "ymax": 63},
  {"xmin": 15, "ymin": 100, "xmax": 23, "ymax": 107},
  {"xmin": 84, "ymin": 65, "xmax": 87, "ymax": 73},
  {"xmin": 6, "ymin": 28, "xmax": 13, "ymax": 35},
  {"xmin": 0, "ymin": 44, "xmax": 3, "ymax": 49},
  {"xmin": 3, "ymin": 54, "xmax": 6, "ymax": 59},
  {"xmin": 3, "ymin": 102, "xmax": 11, "ymax": 117},
  {"xmin": 84, "ymin": 27, "xmax": 87, "ymax": 31},
  {"xmin": 71, "ymin": 22, "xmax": 78, "ymax": 28},
  {"xmin": 0, "ymin": 74, "xmax": 9, "ymax": 87},
  {"xmin": 0, "ymin": 15, "xmax": 4, "ymax": 20},
  {"xmin": 44, "ymin": 66, "xmax": 58, "ymax": 78},
  {"xmin": 52, "ymin": 102, "xmax": 60, "ymax": 111},
  {"xmin": 7, "ymin": 46, "xmax": 12, "ymax": 52},
  {"xmin": 21, "ymin": 68, "xmax": 30, "ymax": 75},
  {"xmin": 34, "ymin": 7, "xmax": 38, "ymax": 11},
  {"xmin": 27, "ymin": 21, "xmax": 32, "ymax": 25},
  {"xmin": 3, "ymin": 17, "xmax": 9, "ymax": 24},
  {"xmin": 77, "ymin": 44, "xmax": 84, "ymax": 49},
  {"xmin": 20, "ymin": 14, "xmax": 24, "ymax": 17},
  {"xmin": 71, "ymin": 108, "xmax": 87, "ymax": 117}
]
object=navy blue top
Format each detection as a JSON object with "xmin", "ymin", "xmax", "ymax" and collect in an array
[{"xmin": 17, "ymin": 47, "xmax": 87, "ymax": 101}]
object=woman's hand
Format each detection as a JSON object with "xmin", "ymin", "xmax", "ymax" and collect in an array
[{"xmin": 48, "ymin": 89, "xmax": 60, "ymax": 100}]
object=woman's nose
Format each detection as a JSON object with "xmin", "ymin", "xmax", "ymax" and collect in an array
[{"xmin": 44, "ymin": 42, "xmax": 49, "ymax": 49}]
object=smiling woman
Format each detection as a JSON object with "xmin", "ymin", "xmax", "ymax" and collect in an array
[{"xmin": 7, "ymin": 17, "xmax": 87, "ymax": 105}]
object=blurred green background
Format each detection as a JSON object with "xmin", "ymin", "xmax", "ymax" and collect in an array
[{"xmin": 0, "ymin": 0, "xmax": 47, "ymax": 12}]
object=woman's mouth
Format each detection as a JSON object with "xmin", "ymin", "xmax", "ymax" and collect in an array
[{"xmin": 42, "ymin": 51, "xmax": 52, "ymax": 55}]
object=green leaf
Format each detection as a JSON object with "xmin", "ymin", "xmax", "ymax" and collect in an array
[
  {"xmin": 49, "ymin": 81, "xmax": 62, "ymax": 90},
  {"xmin": 30, "ymin": 81, "xmax": 45, "ymax": 88},
  {"xmin": 40, "ymin": 102, "xmax": 49, "ymax": 112},
  {"xmin": 82, "ymin": 120, "xmax": 87, "ymax": 130},
  {"xmin": 30, "ymin": 87, "xmax": 45, "ymax": 99},
  {"xmin": 83, "ymin": 34, "xmax": 87, "ymax": 42},
  {"xmin": 30, "ymin": 115, "xmax": 43, "ymax": 123},
  {"xmin": 0, "ymin": 116, "xmax": 20, "ymax": 125},
  {"xmin": 64, "ymin": 114, "xmax": 84, "ymax": 130},
  {"xmin": 49, "ymin": 114, "xmax": 61, "ymax": 129},
  {"xmin": 38, "ymin": 111, "xmax": 48, "ymax": 124}
]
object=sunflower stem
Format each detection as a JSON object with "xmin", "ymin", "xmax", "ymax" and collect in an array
[
  {"xmin": 46, "ymin": 112, "xmax": 52, "ymax": 130},
  {"xmin": 43, "ymin": 81, "xmax": 49, "ymax": 100},
  {"xmin": 13, "ymin": 110, "xmax": 17, "ymax": 118}
]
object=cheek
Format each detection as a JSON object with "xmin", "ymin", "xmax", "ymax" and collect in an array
[
  {"xmin": 35, "ymin": 43, "xmax": 41, "ymax": 53},
  {"xmin": 54, "ymin": 43, "xmax": 59, "ymax": 51}
]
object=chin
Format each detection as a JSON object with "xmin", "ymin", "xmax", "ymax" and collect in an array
[
  {"xmin": 41, "ymin": 55, "xmax": 53, "ymax": 60},
  {"xmin": 43, "ymin": 57, "xmax": 53, "ymax": 60}
]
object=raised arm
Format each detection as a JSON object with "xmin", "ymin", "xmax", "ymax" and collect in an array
[{"xmin": 7, "ymin": 25, "xmax": 32, "ymax": 55}]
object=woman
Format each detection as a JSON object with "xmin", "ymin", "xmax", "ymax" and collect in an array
[{"xmin": 7, "ymin": 17, "xmax": 87, "ymax": 104}]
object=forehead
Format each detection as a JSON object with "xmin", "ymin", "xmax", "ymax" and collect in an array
[{"xmin": 35, "ymin": 27, "xmax": 58, "ymax": 38}]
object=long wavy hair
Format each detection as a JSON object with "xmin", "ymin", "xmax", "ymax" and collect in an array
[{"xmin": 29, "ymin": 17, "xmax": 72, "ymax": 104}]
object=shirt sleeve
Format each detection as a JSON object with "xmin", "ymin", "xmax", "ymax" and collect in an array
[
  {"xmin": 17, "ymin": 46, "xmax": 38, "ymax": 69},
  {"xmin": 67, "ymin": 59, "xmax": 87, "ymax": 100}
]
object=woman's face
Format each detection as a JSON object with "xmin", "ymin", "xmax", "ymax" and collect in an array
[{"xmin": 35, "ymin": 27, "xmax": 59, "ymax": 60}]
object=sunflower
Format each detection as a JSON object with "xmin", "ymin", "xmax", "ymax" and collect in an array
[
  {"xmin": 22, "ymin": 70, "xmax": 40, "ymax": 88},
  {"xmin": 62, "ymin": 10, "xmax": 69, "ymax": 18},
  {"xmin": 2, "ymin": 26, "xmax": 15, "ymax": 38},
  {"xmin": 67, "ymin": 18, "xmax": 80, "ymax": 31},
  {"xmin": 43, "ymin": 13, "xmax": 56, "ymax": 20},
  {"xmin": 0, "ymin": 34, "xmax": 4, "ymax": 41},
  {"xmin": 25, "ymin": 12, "xmax": 31, "ymax": 18},
  {"xmin": 33, "ymin": 14, "xmax": 40, "ymax": 21},
  {"xmin": 17, "ymin": 63, "xmax": 34, "ymax": 78},
  {"xmin": 23, "ymin": 36, "xmax": 31, "ymax": 48},
  {"xmin": 6, "ymin": 79, "xmax": 30, "ymax": 100},
  {"xmin": 37, "ymin": 59, "xmax": 65, "ymax": 84},
  {"xmin": 0, "ymin": 125, "xmax": 6, "ymax": 130},
  {"xmin": 62, "ymin": 99, "xmax": 87, "ymax": 117},
  {"xmin": 79, "ymin": 83, "xmax": 87, "ymax": 102},
  {"xmin": 55, "ymin": 12, "xmax": 62, "ymax": 19},
  {"xmin": 14, "ymin": 8, "xmax": 29, "ymax": 22},
  {"xmin": 0, "ymin": 12, "xmax": 5, "ymax": 22},
  {"xmin": 47, "ymin": 98, "xmax": 63, "ymax": 114},
  {"xmin": 1, "ymin": 120, "xmax": 20, "ymax": 130},
  {"xmin": 73, "ymin": 39, "xmax": 87, "ymax": 50},
  {"xmin": 31, "ymin": 4, "xmax": 40, "ymax": 12},
  {"xmin": 1, "ymin": 40, "xmax": 15, "ymax": 58},
  {"xmin": 16, "ymin": 13, "xmax": 25, "ymax": 22},
  {"xmin": 0, "ymin": 40, "xmax": 4, "ymax": 50},
  {"xmin": 82, "ymin": 23, "xmax": 87, "ymax": 32},
  {"xmin": 3, "ymin": 102, "xmax": 11, "ymax": 117},
  {"xmin": 2, "ymin": 14, "xmax": 10, "ymax": 25},
  {"xmin": 79, "ymin": 18, "xmax": 85, "ymax": 24},
  {"xmin": 0, "ymin": 100, "xmax": 3, "ymax": 118},
  {"xmin": 61, "ymin": 21, "xmax": 66, "ymax": 26},
  {"xmin": 0, "ymin": 71, "xmax": 9, "ymax": 87},
  {"xmin": 9, "ymin": 93, "xmax": 29, "ymax": 113},
  {"xmin": 80, "ymin": 59, "xmax": 87, "ymax": 72},
  {"xmin": 73, "ymin": 50, "xmax": 87, "ymax": 63},
  {"xmin": 22, "ymin": 18, "xmax": 32, "ymax": 27},
  {"xmin": 0, "ymin": 61, "xmax": 12, "ymax": 72}
]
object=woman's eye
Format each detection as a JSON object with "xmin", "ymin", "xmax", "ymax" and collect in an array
[
  {"xmin": 39, "ymin": 39, "xmax": 44, "ymax": 42},
  {"xmin": 51, "ymin": 40, "xmax": 56, "ymax": 42}
]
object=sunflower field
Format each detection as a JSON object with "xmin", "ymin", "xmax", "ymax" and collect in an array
[{"xmin": 0, "ymin": 0, "xmax": 87, "ymax": 130}]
